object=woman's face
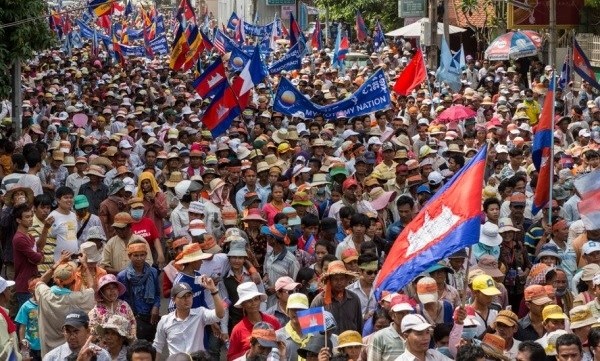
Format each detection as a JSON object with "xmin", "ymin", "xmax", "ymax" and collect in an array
[
  {"xmin": 101, "ymin": 328, "xmax": 125, "ymax": 350},
  {"xmin": 272, "ymin": 187, "xmax": 284, "ymax": 201},
  {"xmin": 486, "ymin": 204, "xmax": 500, "ymax": 222},
  {"xmin": 100, "ymin": 283, "xmax": 120, "ymax": 302},
  {"xmin": 242, "ymin": 295, "xmax": 262, "ymax": 314},
  {"xmin": 141, "ymin": 179, "xmax": 152, "ymax": 192},
  {"xmin": 374, "ymin": 316, "xmax": 391, "ymax": 331}
]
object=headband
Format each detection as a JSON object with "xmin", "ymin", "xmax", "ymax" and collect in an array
[{"xmin": 127, "ymin": 243, "xmax": 147, "ymax": 255}]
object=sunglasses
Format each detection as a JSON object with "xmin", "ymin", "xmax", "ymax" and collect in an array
[
  {"xmin": 279, "ymin": 289, "xmax": 299, "ymax": 295},
  {"xmin": 362, "ymin": 270, "xmax": 378, "ymax": 275}
]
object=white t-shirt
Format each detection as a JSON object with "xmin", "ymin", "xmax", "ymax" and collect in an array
[{"xmin": 48, "ymin": 210, "xmax": 79, "ymax": 261}]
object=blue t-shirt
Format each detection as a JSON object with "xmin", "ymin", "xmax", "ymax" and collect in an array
[{"xmin": 15, "ymin": 299, "xmax": 40, "ymax": 351}]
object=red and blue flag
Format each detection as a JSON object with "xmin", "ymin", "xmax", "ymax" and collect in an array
[
  {"xmin": 573, "ymin": 38, "xmax": 600, "ymax": 90},
  {"xmin": 374, "ymin": 144, "xmax": 488, "ymax": 298},
  {"xmin": 311, "ymin": 19, "xmax": 322, "ymax": 50},
  {"xmin": 193, "ymin": 57, "xmax": 227, "ymax": 99},
  {"xmin": 202, "ymin": 81, "xmax": 241, "ymax": 137},
  {"xmin": 289, "ymin": 13, "xmax": 302, "ymax": 47},
  {"xmin": 532, "ymin": 74, "xmax": 555, "ymax": 215},
  {"xmin": 231, "ymin": 44, "xmax": 267, "ymax": 109},
  {"xmin": 574, "ymin": 170, "xmax": 600, "ymax": 230},
  {"xmin": 355, "ymin": 11, "xmax": 368, "ymax": 42},
  {"xmin": 200, "ymin": 31, "xmax": 214, "ymax": 51},
  {"xmin": 297, "ymin": 307, "xmax": 325, "ymax": 334}
]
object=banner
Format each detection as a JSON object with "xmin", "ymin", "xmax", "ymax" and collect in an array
[
  {"xmin": 77, "ymin": 19, "xmax": 109, "ymax": 40},
  {"xmin": 121, "ymin": 44, "xmax": 146, "ymax": 57},
  {"xmin": 273, "ymin": 69, "xmax": 391, "ymax": 119},
  {"xmin": 268, "ymin": 41, "xmax": 304, "ymax": 75},
  {"xmin": 148, "ymin": 34, "xmax": 169, "ymax": 55},
  {"xmin": 227, "ymin": 12, "xmax": 279, "ymax": 37}
]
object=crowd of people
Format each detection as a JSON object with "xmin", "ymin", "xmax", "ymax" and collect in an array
[{"xmin": 0, "ymin": 8, "xmax": 599, "ymax": 361}]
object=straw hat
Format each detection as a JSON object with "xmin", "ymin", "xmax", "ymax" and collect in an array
[
  {"xmin": 336, "ymin": 331, "xmax": 365, "ymax": 351},
  {"xmin": 310, "ymin": 173, "xmax": 331, "ymax": 187},
  {"xmin": 4, "ymin": 186, "xmax": 34, "ymax": 207},
  {"xmin": 165, "ymin": 171, "xmax": 184, "ymax": 188},
  {"xmin": 481, "ymin": 333, "xmax": 509, "ymax": 361},
  {"xmin": 320, "ymin": 260, "xmax": 358, "ymax": 282},
  {"xmin": 227, "ymin": 238, "xmax": 248, "ymax": 257},
  {"xmin": 242, "ymin": 209, "xmax": 267, "ymax": 223},
  {"xmin": 234, "ymin": 282, "xmax": 267, "ymax": 308},
  {"xmin": 369, "ymin": 187, "xmax": 397, "ymax": 211},
  {"xmin": 174, "ymin": 243, "xmax": 212, "ymax": 265},
  {"xmin": 85, "ymin": 164, "xmax": 106, "ymax": 178}
]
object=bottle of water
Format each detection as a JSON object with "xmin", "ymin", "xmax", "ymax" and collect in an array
[{"xmin": 21, "ymin": 340, "xmax": 30, "ymax": 360}]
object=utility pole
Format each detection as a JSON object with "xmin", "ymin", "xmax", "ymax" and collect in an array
[
  {"xmin": 12, "ymin": 60, "xmax": 22, "ymax": 138},
  {"xmin": 443, "ymin": 0, "xmax": 449, "ymax": 45},
  {"xmin": 548, "ymin": 0, "xmax": 556, "ymax": 68},
  {"xmin": 428, "ymin": 0, "xmax": 438, "ymax": 69}
]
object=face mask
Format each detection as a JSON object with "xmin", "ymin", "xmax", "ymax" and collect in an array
[
  {"xmin": 462, "ymin": 327, "xmax": 478, "ymax": 340},
  {"xmin": 286, "ymin": 246, "xmax": 297, "ymax": 253},
  {"xmin": 156, "ymin": 160, "xmax": 164, "ymax": 169},
  {"xmin": 307, "ymin": 282, "xmax": 319, "ymax": 293},
  {"xmin": 131, "ymin": 209, "xmax": 144, "ymax": 220},
  {"xmin": 592, "ymin": 126, "xmax": 600, "ymax": 132},
  {"xmin": 526, "ymin": 97, "xmax": 533, "ymax": 102}
]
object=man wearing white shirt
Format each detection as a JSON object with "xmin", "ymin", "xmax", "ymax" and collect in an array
[
  {"xmin": 395, "ymin": 314, "xmax": 452, "ymax": 361},
  {"xmin": 153, "ymin": 280, "xmax": 224, "ymax": 357}
]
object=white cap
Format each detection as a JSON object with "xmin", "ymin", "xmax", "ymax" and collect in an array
[
  {"xmin": 401, "ymin": 314, "xmax": 432, "ymax": 333},
  {"xmin": 427, "ymin": 171, "xmax": 443, "ymax": 185},
  {"xmin": 342, "ymin": 129, "xmax": 360, "ymax": 139},
  {"xmin": 579, "ymin": 129, "xmax": 591, "ymax": 137},
  {"xmin": 583, "ymin": 241, "xmax": 600, "ymax": 255},
  {"xmin": 118, "ymin": 140, "xmax": 132, "ymax": 149},
  {"xmin": 0, "ymin": 277, "xmax": 15, "ymax": 294}
]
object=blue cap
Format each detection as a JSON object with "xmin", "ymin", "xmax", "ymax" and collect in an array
[
  {"xmin": 416, "ymin": 184, "xmax": 431, "ymax": 194},
  {"xmin": 364, "ymin": 151, "xmax": 376, "ymax": 165}
]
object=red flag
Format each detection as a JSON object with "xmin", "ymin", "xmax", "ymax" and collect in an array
[
  {"xmin": 96, "ymin": 15, "xmax": 111, "ymax": 30},
  {"xmin": 393, "ymin": 49, "xmax": 426, "ymax": 96}
]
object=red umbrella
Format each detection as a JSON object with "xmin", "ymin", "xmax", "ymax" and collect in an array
[{"xmin": 436, "ymin": 105, "xmax": 477, "ymax": 123}]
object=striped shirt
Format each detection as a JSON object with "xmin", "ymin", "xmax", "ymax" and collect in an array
[
  {"xmin": 0, "ymin": 171, "xmax": 25, "ymax": 193},
  {"xmin": 29, "ymin": 215, "xmax": 57, "ymax": 274},
  {"xmin": 367, "ymin": 323, "xmax": 405, "ymax": 361},
  {"xmin": 264, "ymin": 248, "xmax": 300, "ymax": 308}
]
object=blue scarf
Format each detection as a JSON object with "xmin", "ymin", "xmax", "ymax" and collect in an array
[{"xmin": 125, "ymin": 263, "xmax": 155, "ymax": 305}]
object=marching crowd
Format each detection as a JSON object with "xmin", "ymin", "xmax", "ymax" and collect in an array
[{"xmin": 0, "ymin": 12, "xmax": 599, "ymax": 361}]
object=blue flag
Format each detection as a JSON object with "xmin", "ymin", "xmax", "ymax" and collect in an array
[
  {"xmin": 229, "ymin": 46, "xmax": 251, "ymax": 72},
  {"xmin": 273, "ymin": 69, "xmax": 391, "ymax": 119},
  {"xmin": 373, "ymin": 20, "xmax": 385, "ymax": 51},
  {"xmin": 436, "ymin": 37, "xmax": 462, "ymax": 92},
  {"xmin": 268, "ymin": 41, "xmax": 304, "ymax": 75}
]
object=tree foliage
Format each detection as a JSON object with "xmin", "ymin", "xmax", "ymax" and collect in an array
[
  {"xmin": 0, "ymin": 0, "xmax": 56, "ymax": 99},
  {"xmin": 314, "ymin": 0, "xmax": 403, "ymax": 38}
]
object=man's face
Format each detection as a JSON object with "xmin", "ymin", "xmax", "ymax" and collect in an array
[
  {"xmin": 398, "ymin": 204, "xmax": 414, "ymax": 223},
  {"xmin": 131, "ymin": 352, "xmax": 154, "ymax": 361},
  {"xmin": 63, "ymin": 325, "xmax": 88, "ymax": 351},
  {"xmin": 516, "ymin": 350, "xmax": 532, "ymax": 361},
  {"xmin": 18, "ymin": 210, "xmax": 34, "ymax": 229},
  {"xmin": 329, "ymin": 274, "xmax": 348, "ymax": 293},
  {"xmin": 58, "ymin": 194, "xmax": 74, "ymax": 211},
  {"xmin": 557, "ymin": 345, "xmax": 583, "ymax": 361},
  {"xmin": 34, "ymin": 204, "xmax": 51, "ymax": 220},
  {"xmin": 174, "ymin": 292, "xmax": 193, "ymax": 311},
  {"xmin": 404, "ymin": 329, "xmax": 431, "ymax": 354}
]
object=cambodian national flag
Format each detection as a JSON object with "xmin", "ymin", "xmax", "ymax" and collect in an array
[
  {"xmin": 289, "ymin": 13, "xmax": 302, "ymax": 47},
  {"xmin": 574, "ymin": 170, "xmax": 600, "ymax": 230},
  {"xmin": 374, "ymin": 144, "xmax": 488, "ymax": 298},
  {"xmin": 202, "ymin": 81, "xmax": 241, "ymax": 137},
  {"xmin": 193, "ymin": 57, "xmax": 227, "ymax": 98},
  {"xmin": 355, "ymin": 11, "xmax": 368, "ymax": 42},
  {"xmin": 532, "ymin": 74, "xmax": 555, "ymax": 215},
  {"xmin": 311, "ymin": 19, "xmax": 322, "ymax": 50},
  {"xmin": 573, "ymin": 38, "xmax": 600, "ymax": 90},
  {"xmin": 297, "ymin": 307, "xmax": 325, "ymax": 334}
]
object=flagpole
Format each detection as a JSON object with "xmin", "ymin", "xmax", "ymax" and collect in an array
[
  {"xmin": 548, "ymin": 70, "xmax": 556, "ymax": 226},
  {"xmin": 461, "ymin": 139, "xmax": 491, "ymax": 306}
]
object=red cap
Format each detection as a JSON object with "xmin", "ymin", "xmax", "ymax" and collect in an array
[{"xmin": 342, "ymin": 178, "xmax": 359, "ymax": 191}]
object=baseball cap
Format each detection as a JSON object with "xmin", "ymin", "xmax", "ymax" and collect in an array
[
  {"xmin": 583, "ymin": 241, "xmax": 600, "ymax": 255},
  {"xmin": 251, "ymin": 323, "xmax": 278, "ymax": 348},
  {"xmin": 542, "ymin": 304, "xmax": 567, "ymax": 322},
  {"xmin": 390, "ymin": 295, "xmax": 414, "ymax": 313},
  {"xmin": 416, "ymin": 277, "xmax": 438, "ymax": 304},
  {"xmin": 0, "ymin": 277, "xmax": 15, "ymax": 294},
  {"xmin": 509, "ymin": 192, "xmax": 526, "ymax": 205},
  {"xmin": 286, "ymin": 293, "xmax": 309, "ymax": 310},
  {"xmin": 494, "ymin": 310, "xmax": 519, "ymax": 327},
  {"xmin": 342, "ymin": 248, "xmax": 359, "ymax": 263},
  {"xmin": 275, "ymin": 276, "xmax": 300, "ymax": 291},
  {"xmin": 401, "ymin": 314, "xmax": 432, "ymax": 333},
  {"xmin": 63, "ymin": 310, "xmax": 89, "ymax": 328},
  {"xmin": 471, "ymin": 274, "xmax": 501, "ymax": 296},
  {"xmin": 171, "ymin": 282, "xmax": 193, "ymax": 298},
  {"xmin": 342, "ymin": 178, "xmax": 359, "ymax": 191},
  {"xmin": 427, "ymin": 171, "xmax": 443, "ymax": 185},
  {"xmin": 579, "ymin": 129, "xmax": 591, "ymax": 137},
  {"xmin": 524, "ymin": 285, "xmax": 553, "ymax": 305}
]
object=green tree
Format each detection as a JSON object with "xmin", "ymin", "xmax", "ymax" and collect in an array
[
  {"xmin": 0, "ymin": 0, "xmax": 55, "ymax": 99},
  {"xmin": 314, "ymin": 0, "xmax": 403, "ymax": 38}
]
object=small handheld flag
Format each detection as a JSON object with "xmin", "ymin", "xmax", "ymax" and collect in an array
[{"xmin": 297, "ymin": 307, "xmax": 325, "ymax": 334}]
